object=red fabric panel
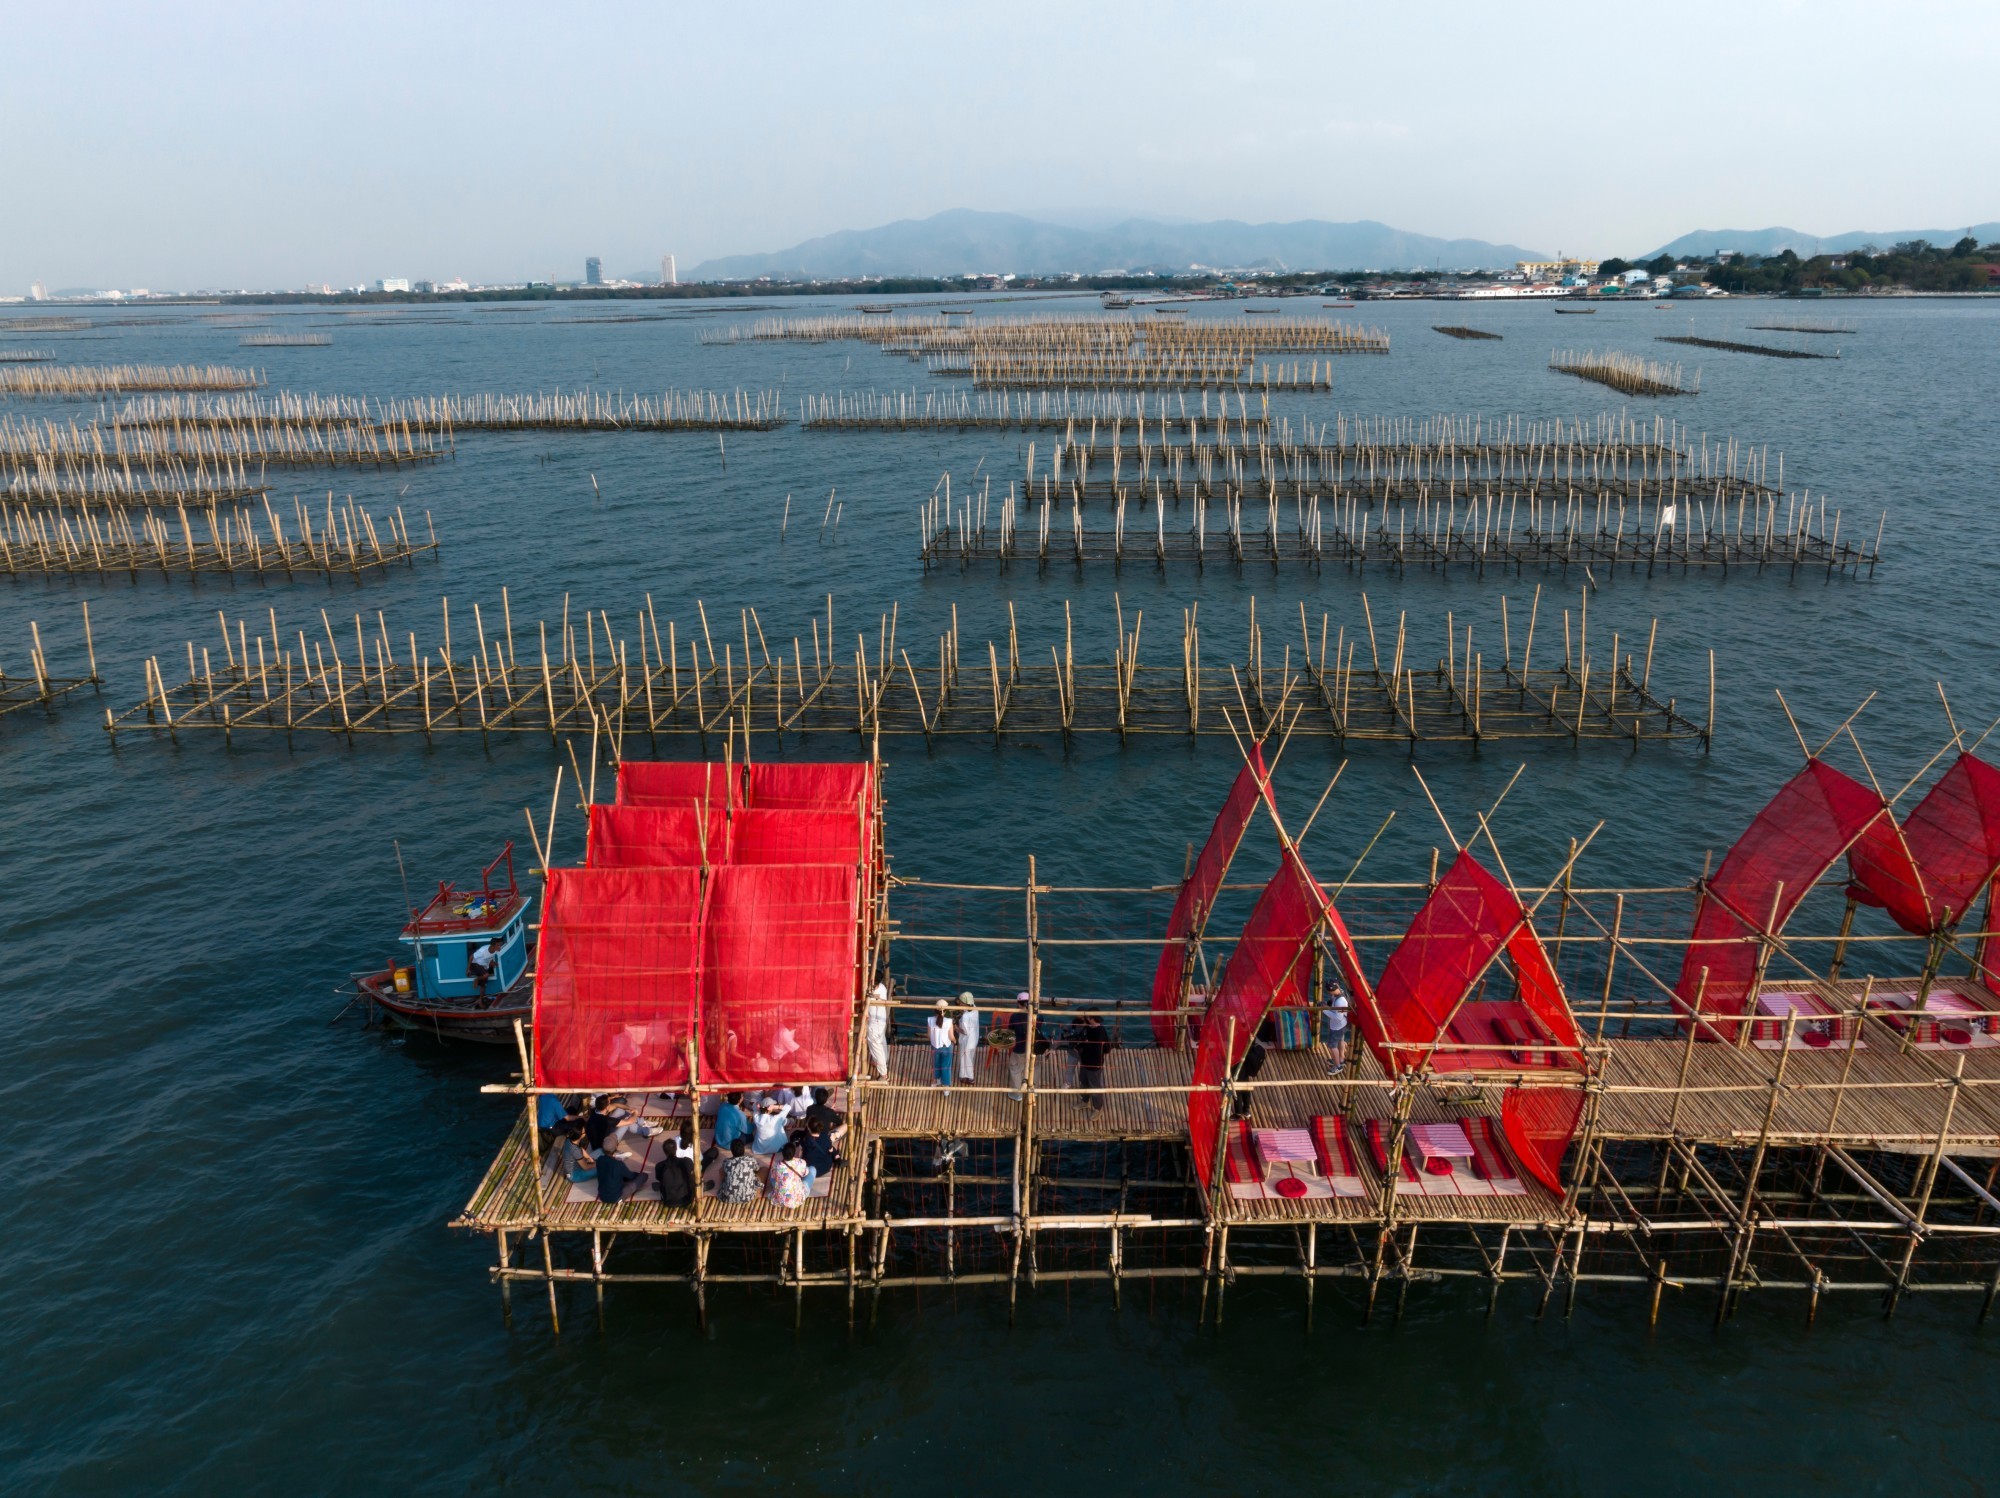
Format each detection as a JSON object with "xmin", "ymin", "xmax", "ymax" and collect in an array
[
  {"xmin": 1360, "ymin": 850, "xmax": 1582, "ymax": 1076},
  {"xmin": 586, "ymin": 804, "xmax": 728, "ymax": 868},
  {"xmin": 1188, "ymin": 846, "xmax": 1323, "ymax": 1186},
  {"xmin": 1500, "ymin": 1085, "xmax": 1584, "ymax": 1196},
  {"xmin": 700, "ymin": 863, "xmax": 860, "ymax": 1085},
  {"xmin": 1675, "ymin": 760, "xmax": 1886, "ymax": 1040},
  {"xmin": 745, "ymin": 761, "xmax": 874, "ymax": 812},
  {"xmin": 1150, "ymin": 747, "xmax": 1270, "ymax": 1046},
  {"xmin": 1853, "ymin": 754, "xmax": 2000, "ymax": 934},
  {"xmin": 532, "ymin": 866, "xmax": 705, "ymax": 1090},
  {"xmin": 1982, "ymin": 877, "xmax": 2000, "ymax": 1000},
  {"xmin": 615, "ymin": 760, "xmax": 743, "ymax": 811},
  {"xmin": 731, "ymin": 808, "xmax": 865, "ymax": 867}
]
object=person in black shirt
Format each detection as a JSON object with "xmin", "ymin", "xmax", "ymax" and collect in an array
[
  {"xmin": 1072, "ymin": 1018, "xmax": 1114, "ymax": 1112},
  {"xmin": 1233, "ymin": 1036, "xmax": 1268, "ymax": 1120},
  {"xmin": 801, "ymin": 1115, "xmax": 841, "ymax": 1174},
  {"xmin": 583, "ymin": 1096, "xmax": 626, "ymax": 1154},
  {"xmin": 594, "ymin": 1149, "xmax": 640, "ymax": 1204},
  {"xmin": 804, "ymin": 1086, "xmax": 846, "ymax": 1142}
]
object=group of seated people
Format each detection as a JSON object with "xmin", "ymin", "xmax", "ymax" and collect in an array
[{"xmin": 539, "ymin": 1086, "xmax": 847, "ymax": 1211}]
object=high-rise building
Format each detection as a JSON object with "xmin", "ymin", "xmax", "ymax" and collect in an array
[
  {"xmin": 585, "ymin": 256, "xmax": 602, "ymax": 286},
  {"xmin": 28, "ymin": 282, "xmax": 48, "ymax": 301},
  {"xmin": 662, "ymin": 255, "xmax": 677, "ymax": 286}
]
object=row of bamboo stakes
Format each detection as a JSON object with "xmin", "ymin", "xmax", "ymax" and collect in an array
[
  {"xmin": 1659, "ymin": 333, "xmax": 1836, "ymax": 362},
  {"xmin": 1550, "ymin": 350, "xmax": 1700, "ymax": 396},
  {"xmin": 107, "ymin": 388, "xmax": 788, "ymax": 433},
  {"xmin": 0, "ymin": 412, "xmax": 442, "ymax": 467},
  {"xmin": 936, "ymin": 356, "xmax": 1336, "ymax": 391},
  {"xmin": 3, "ymin": 454, "xmax": 267, "ymax": 508},
  {"xmin": 918, "ymin": 474, "xmax": 1878, "ymax": 577},
  {"xmin": 239, "ymin": 333, "xmax": 331, "ymax": 347},
  {"xmin": 106, "ymin": 588, "xmax": 1713, "ymax": 748},
  {"xmin": 797, "ymin": 388, "xmax": 1268, "ymax": 436},
  {"xmin": 702, "ymin": 312, "xmax": 1391, "ymax": 353},
  {"xmin": 1, "ymin": 494, "xmax": 436, "ymax": 577},
  {"xmin": 0, "ymin": 605, "xmax": 100, "ymax": 719},
  {"xmin": 0, "ymin": 349, "xmax": 54, "ymax": 362},
  {"xmin": 0, "ymin": 363, "xmax": 264, "ymax": 394}
]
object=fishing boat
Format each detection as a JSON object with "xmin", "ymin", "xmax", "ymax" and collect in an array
[
  {"xmin": 354, "ymin": 843, "xmax": 534, "ymax": 1042},
  {"xmin": 856, "ymin": 303, "xmax": 894, "ymax": 314},
  {"xmin": 1554, "ymin": 306, "xmax": 1596, "ymax": 314},
  {"xmin": 1099, "ymin": 292, "xmax": 1134, "ymax": 308}
]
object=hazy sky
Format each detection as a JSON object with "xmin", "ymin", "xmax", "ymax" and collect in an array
[{"xmin": 4, "ymin": 0, "xmax": 1994, "ymax": 291}]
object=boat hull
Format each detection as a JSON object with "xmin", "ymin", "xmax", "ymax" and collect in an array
[{"xmin": 357, "ymin": 970, "xmax": 531, "ymax": 1042}]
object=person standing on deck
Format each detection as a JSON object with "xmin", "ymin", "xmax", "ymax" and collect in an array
[
  {"xmin": 956, "ymin": 991, "xmax": 981, "ymax": 1084},
  {"xmin": 467, "ymin": 937, "xmax": 499, "ymax": 998},
  {"xmin": 1073, "ymin": 1015, "xmax": 1114, "ymax": 1112},
  {"xmin": 999, "ymin": 992, "xmax": 1032, "ymax": 1102},
  {"xmin": 866, "ymin": 981, "xmax": 891, "ymax": 1079},
  {"xmin": 927, "ymin": 999, "xmax": 956, "ymax": 1095},
  {"xmin": 1323, "ymin": 984, "xmax": 1351, "ymax": 1076}
]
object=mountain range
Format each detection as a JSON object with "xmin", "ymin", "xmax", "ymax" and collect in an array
[
  {"xmin": 690, "ymin": 210, "xmax": 1547, "ymax": 279},
  {"xmin": 1641, "ymin": 223, "xmax": 2000, "ymax": 260}
]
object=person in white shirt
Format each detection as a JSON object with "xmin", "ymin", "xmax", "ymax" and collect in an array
[
  {"xmin": 866, "ymin": 981, "xmax": 891, "ymax": 1079},
  {"xmin": 927, "ymin": 999, "xmax": 956, "ymax": 1094},
  {"xmin": 467, "ymin": 938, "xmax": 499, "ymax": 997},
  {"xmin": 1323, "ymin": 985, "xmax": 1351, "ymax": 1076},
  {"xmin": 956, "ymin": 991, "xmax": 980, "ymax": 1084}
]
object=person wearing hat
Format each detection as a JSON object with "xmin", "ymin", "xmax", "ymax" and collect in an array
[
  {"xmin": 956, "ymin": 991, "xmax": 981, "ymax": 1085},
  {"xmin": 865, "ymin": 981, "xmax": 892, "ymax": 1079},
  {"xmin": 927, "ymin": 998, "xmax": 957, "ymax": 1094}
]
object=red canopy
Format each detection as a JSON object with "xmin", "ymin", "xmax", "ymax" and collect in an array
[
  {"xmin": 1150, "ymin": 746, "xmax": 1269, "ymax": 1047},
  {"xmin": 1676, "ymin": 760, "xmax": 1886, "ymax": 1040},
  {"xmin": 1187, "ymin": 845, "xmax": 1367, "ymax": 1188},
  {"xmin": 532, "ymin": 866, "xmax": 706, "ymax": 1090},
  {"xmin": 701, "ymin": 863, "xmax": 862, "ymax": 1085},
  {"xmin": 616, "ymin": 760, "xmax": 742, "ymax": 811},
  {"xmin": 1356, "ymin": 849, "xmax": 1583, "ymax": 1078},
  {"xmin": 746, "ymin": 761, "xmax": 875, "ymax": 813},
  {"xmin": 1848, "ymin": 753, "xmax": 2000, "ymax": 934},
  {"xmin": 732, "ymin": 808, "xmax": 866, "ymax": 866},
  {"xmin": 586, "ymin": 803, "xmax": 728, "ymax": 867}
]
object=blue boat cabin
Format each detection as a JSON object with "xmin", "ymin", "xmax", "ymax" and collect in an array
[{"xmin": 400, "ymin": 844, "xmax": 532, "ymax": 1003}]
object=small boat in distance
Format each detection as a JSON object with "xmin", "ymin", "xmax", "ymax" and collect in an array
[
  {"xmin": 857, "ymin": 303, "xmax": 894, "ymax": 314},
  {"xmin": 1554, "ymin": 306, "xmax": 1596, "ymax": 314},
  {"xmin": 1100, "ymin": 292, "xmax": 1134, "ymax": 308},
  {"xmin": 1323, "ymin": 301, "xmax": 1355, "ymax": 308},
  {"xmin": 355, "ymin": 842, "xmax": 534, "ymax": 1042}
]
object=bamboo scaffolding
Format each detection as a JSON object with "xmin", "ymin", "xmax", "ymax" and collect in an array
[
  {"xmin": 0, "ymin": 605, "xmax": 100, "ymax": 719},
  {"xmin": 1550, "ymin": 349, "xmax": 1699, "ymax": 397},
  {"xmin": 0, "ymin": 413, "xmax": 445, "ymax": 467},
  {"xmin": 701, "ymin": 312, "xmax": 1390, "ymax": 354}
]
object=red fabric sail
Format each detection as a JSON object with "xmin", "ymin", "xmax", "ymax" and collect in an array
[
  {"xmin": 1357, "ymin": 850, "xmax": 1583, "ymax": 1078},
  {"xmin": 701, "ymin": 863, "xmax": 862, "ymax": 1085},
  {"xmin": 616, "ymin": 760, "xmax": 742, "ymax": 812},
  {"xmin": 532, "ymin": 866, "xmax": 705, "ymax": 1089},
  {"xmin": 1676, "ymin": 760, "xmax": 1886, "ymax": 1040},
  {"xmin": 745, "ymin": 761, "xmax": 875, "ymax": 813},
  {"xmin": 1501, "ymin": 1085, "xmax": 1585, "ymax": 1196},
  {"xmin": 1150, "ymin": 746, "xmax": 1270, "ymax": 1047},
  {"xmin": 1850, "ymin": 754, "xmax": 2000, "ymax": 934},
  {"xmin": 1188, "ymin": 846, "xmax": 1326, "ymax": 1188},
  {"xmin": 731, "ymin": 808, "xmax": 866, "ymax": 867},
  {"xmin": 586, "ymin": 803, "xmax": 729, "ymax": 868},
  {"xmin": 1979, "ymin": 875, "xmax": 2000, "ymax": 999}
]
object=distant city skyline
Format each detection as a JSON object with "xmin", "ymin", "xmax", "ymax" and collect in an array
[{"xmin": 3, "ymin": 0, "xmax": 1995, "ymax": 293}]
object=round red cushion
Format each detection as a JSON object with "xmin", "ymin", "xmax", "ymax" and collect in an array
[
  {"xmin": 1942, "ymin": 1026, "xmax": 1973, "ymax": 1046},
  {"xmin": 1424, "ymin": 1155, "xmax": 1454, "ymax": 1176},
  {"xmin": 1802, "ymin": 1030, "xmax": 1833, "ymax": 1049},
  {"xmin": 1274, "ymin": 1176, "xmax": 1308, "ymax": 1198}
]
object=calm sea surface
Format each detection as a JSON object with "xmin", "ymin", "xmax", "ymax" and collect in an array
[{"xmin": 2, "ymin": 293, "xmax": 1996, "ymax": 1494}]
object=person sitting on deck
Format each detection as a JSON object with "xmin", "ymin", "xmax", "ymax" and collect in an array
[
  {"xmin": 717, "ymin": 1137, "xmax": 760, "ymax": 1204},
  {"xmin": 767, "ymin": 1141, "xmax": 816, "ymax": 1209},
  {"xmin": 1072, "ymin": 1016, "xmax": 1114, "ymax": 1112},
  {"xmin": 538, "ymin": 1094, "xmax": 586, "ymax": 1142},
  {"xmin": 928, "ymin": 999, "xmax": 957, "ymax": 1095},
  {"xmin": 583, "ymin": 1096, "xmax": 627, "ymax": 1154},
  {"xmin": 750, "ymin": 1096, "xmax": 793, "ymax": 1155},
  {"xmin": 712, "ymin": 1092, "xmax": 752, "ymax": 1152},
  {"xmin": 800, "ymin": 1115, "xmax": 841, "ymax": 1175},
  {"xmin": 655, "ymin": 1133, "xmax": 697, "ymax": 1207},
  {"xmin": 467, "ymin": 937, "xmax": 499, "ymax": 999},
  {"xmin": 594, "ymin": 1147, "xmax": 641, "ymax": 1204},
  {"xmin": 805, "ymin": 1086, "xmax": 846, "ymax": 1141}
]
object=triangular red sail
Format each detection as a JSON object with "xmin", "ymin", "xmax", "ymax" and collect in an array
[
  {"xmin": 1356, "ymin": 849, "xmax": 1583, "ymax": 1078},
  {"xmin": 1850, "ymin": 753, "xmax": 2000, "ymax": 934},
  {"xmin": 1150, "ymin": 746, "xmax": 1269, "ymax": 1047},
  {"xmin": 1676, "ymin": 760, "xmax": 1887, "ymax": 1041}
]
